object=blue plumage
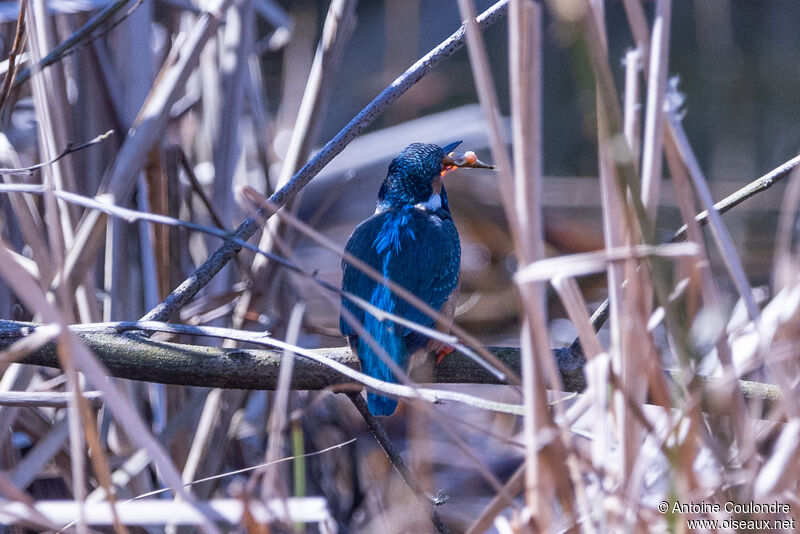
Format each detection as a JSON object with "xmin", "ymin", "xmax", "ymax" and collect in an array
[{"xmin": 340, "ymin": 143, "xmax": 463, "ymax": 416}]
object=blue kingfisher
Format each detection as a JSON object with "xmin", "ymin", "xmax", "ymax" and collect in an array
[{"xmin": 339, "ymin": 142, "xmax": 493, "ymax": 416}]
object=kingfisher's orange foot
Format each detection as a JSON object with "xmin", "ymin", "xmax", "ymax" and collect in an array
[{"xmin": 435, "ymin": 345, "xmax": 454, "ymax": 364}]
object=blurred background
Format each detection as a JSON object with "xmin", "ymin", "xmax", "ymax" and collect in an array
[{"xmin": 0, "ymin": 0, "xmax": 798, "ymax": 531}]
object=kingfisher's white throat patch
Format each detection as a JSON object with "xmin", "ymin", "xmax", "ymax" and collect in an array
[{"xmin": 415, "ymin": 193, "xmax": 442, "ymax": 212}]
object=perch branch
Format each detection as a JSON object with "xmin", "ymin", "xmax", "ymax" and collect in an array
[
  {"xmin": 0, "ymin": 321, "xmax": 781, "ymax": 413},
  {"xmin": 4, "ymin": 320, "xmax": 524, "ymax": 415}
]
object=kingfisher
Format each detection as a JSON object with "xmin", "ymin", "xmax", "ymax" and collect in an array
[{"xmin": 339, "ymin": 142, "xmax": 493, "ymax": 416}]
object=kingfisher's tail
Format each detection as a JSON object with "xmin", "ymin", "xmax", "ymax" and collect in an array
[
  {"xmin": 358, "ymin": 288, "xmax": 407, "ymax": 416},
  {"xmin": 366, "ymin": 391, "xmax": 397, "ymax": 416}
]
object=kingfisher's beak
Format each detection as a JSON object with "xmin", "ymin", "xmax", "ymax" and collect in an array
[{"xmin": 441, "ymin": 141, "xmax": 463, "ymax": 153}]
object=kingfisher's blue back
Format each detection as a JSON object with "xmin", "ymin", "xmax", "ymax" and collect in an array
[{"xmin": 340, "ymin": 143, "xmax": 463, "ymax": 416}]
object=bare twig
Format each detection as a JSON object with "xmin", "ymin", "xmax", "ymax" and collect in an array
[
  {"xmin": 174, "ymin": 146, "xmax": 247, "ymax": 275},
  {"xmin": 0, "ymin": 130, "xmax": 113, "ymax": 175},
  {"xmin": 178, "ymin": 148, "xmax": 227, "ymax": 232},
  {"xmin": 128, "ymin": 437, "xmax": 357, "ymax": 501},
  {"xmin": 0, "ymin": 391, "xmax": 102, "ymax": 408},
  {"xmin": 0, "ymin": 0, "xmax": 27, "ymax": 115},
  {"xmin": 672, "ymin": 153, "xmax": 800, "ymax": 241}
]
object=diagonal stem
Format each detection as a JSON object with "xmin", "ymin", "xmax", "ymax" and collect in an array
[
  {"xmin": 141, "ymin": 0, "xmax": 510, "ymax": 323},
  {"xmin": 346, "ymin": 392, "xmax": 450, "ymax": 534}
]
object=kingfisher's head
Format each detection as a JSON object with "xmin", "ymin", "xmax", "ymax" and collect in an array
[{"xmin": 377, "ymin": 142, "xmax": 493, "ymax": 211}]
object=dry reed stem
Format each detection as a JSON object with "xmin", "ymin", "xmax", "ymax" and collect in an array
[
  {"xmin": 623, "ymin": 48, "xmax": 642, "ymax": 167},
  {"xmin": 0, "ymin": 0, "xmax": 27, "ymax": 116},
  {"xmin": 663, "ymin": 128, "xmax": 754, "ymax": 457},
  {"xmin": 26, "ymin": 4, "xmax": 92, "ymax": 530},
  {"xmin": 586, "ymin": 4, "xmax": 650, "ymax": 520},
  {"xmin": 459, "ymin": 0, "xmax": 559, "ymax": 522},
  {"xmin": 0, "ymin": 498, "xmax": 332, "ymax": 527},
  {"xmin": 623, "ymin": 0, "xmax": 671, "ymax": 489},
  {"xmin": 263, "ymin": 304, "xmax": 305, "ymax": 497},
  {"xmin": 515, "ymin": 243, "xmax": 699, "ymax": 282},
  {"xmin": 0, "ymin": 174, "xmax": 53, "ymax": 289},
  {"xmin": 639, "ymin": 0, "xmax": 671, "ymax": 219},
  {"xmin": 584, "ymin": 4, "xmax": 634, "ymax": 510},
  {"xmin": 666, "ymin": 107, "xmax": 759, "ymax": 319},
  {"xmin": 552, "ymin": 276, "xmax": 604, "ymax": 359},
  {"xmin": 621, "ymin": 0, "xmax": 650, "ymax": 63},
  {"xmin": 0, "ymin": 390, "xmax": 102, "ymax": 407}
]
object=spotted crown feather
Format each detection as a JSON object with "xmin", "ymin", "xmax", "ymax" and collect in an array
[{"xmin": 378, "ymin": 143, "xmax": 445, "ymax": 208}]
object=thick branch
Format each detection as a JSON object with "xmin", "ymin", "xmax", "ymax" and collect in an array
[
  {"xmin": 0, "ymin": 321, "xmax": 779, "ymax": 413},
  {"xmin": 4, "ymin": 322, "xmax": 520, "ymax": 391}
]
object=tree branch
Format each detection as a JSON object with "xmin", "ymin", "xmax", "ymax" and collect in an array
[{"xmin": 0, "ymin": 321, "xmax": 780, "ymax": 413}]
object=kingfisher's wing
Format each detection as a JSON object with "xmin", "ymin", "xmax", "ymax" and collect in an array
[
  {"xmin": 339, "ymin": 209, "xmax": 461, "ymax": 339},
  {"xmin": 340, "ymin": 214, "xmax": 385, "ymax": 337}
]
